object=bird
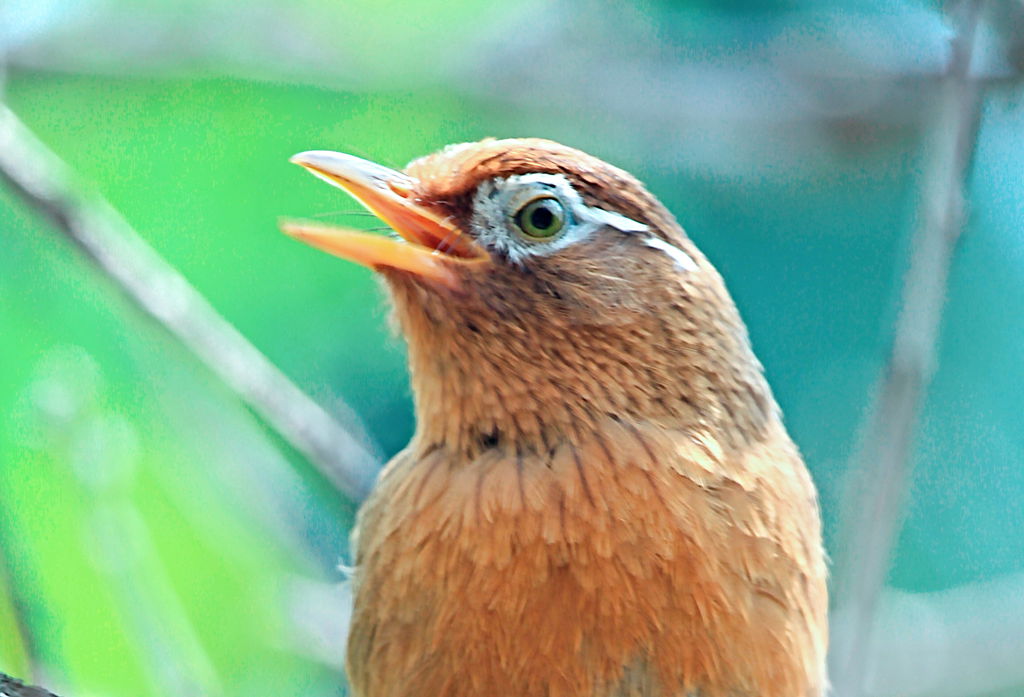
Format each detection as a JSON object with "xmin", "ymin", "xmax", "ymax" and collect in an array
[{"xmin": 283, "ymin": 138, "xmax": 828, "ymax": 697}]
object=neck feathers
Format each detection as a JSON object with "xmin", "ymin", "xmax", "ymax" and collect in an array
[{"xmin": 387, "ymin": 265, "xmax": 778, "ymax": 461}]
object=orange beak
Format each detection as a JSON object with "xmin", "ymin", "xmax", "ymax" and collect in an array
[{"xmin": 282, "ymin": 151, "xmax": 486, "ymax": 290}]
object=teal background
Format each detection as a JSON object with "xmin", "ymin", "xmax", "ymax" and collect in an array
[{"xmin": 1, "ymin": 1, "xmax": 1023, "ymax": 696}]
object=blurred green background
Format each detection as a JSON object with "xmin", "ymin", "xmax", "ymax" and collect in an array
[{"xmin": 1, "ymin": 1, "xmax": 1023, "ymax": 696}]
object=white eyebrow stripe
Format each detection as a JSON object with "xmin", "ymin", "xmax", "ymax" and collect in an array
[
  {"xmin": 512, "ymin": 172, "xmax": 568, "ymax": 188},
  {"xmin": 580, "ymin": 205, "xmax": 648, "ymax": 234},
  {"xmin": 645, "ymin": 236, "xmax": 699, "ymax": 272}
]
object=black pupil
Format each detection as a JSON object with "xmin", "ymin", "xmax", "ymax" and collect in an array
[{"xmin": 530, "ymin": 203, "xmax": 555, "ymax": 230}]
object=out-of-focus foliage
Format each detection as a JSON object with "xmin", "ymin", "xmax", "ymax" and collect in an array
[{"xmin": 1, "ymin": 1, "xmax": 1022, "ymax": 697}]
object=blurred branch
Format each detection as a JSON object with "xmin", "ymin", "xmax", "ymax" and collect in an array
[
  {"xmin": 0, "ymin": 672, "xmax": 60, "ymax": 697},
  {"xmin": 0, "ymin": 103, "xmax": 379, "ymax": 502},
  {"xmin": 86, "ymin": 504, "xmax": 222, "ymax": 697},
  {"xmin": 0, "ymin": 553, "xmax": 35, "ymax": 682},
  {"xmin": 281, "ymin": 575, "xmax": 352, "ymax": 670},
  {"xmin": 829, "ymin": 1, "xmax": 990, "ymax": 696},
  {"xmin": 839, "ymin": 573, "xmax": 1024, "ymax": 697}
]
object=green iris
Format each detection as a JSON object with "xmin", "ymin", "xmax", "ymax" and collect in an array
[{"xmin": 514, "ymin": 196, "xmax": 566, "ymax": 240}]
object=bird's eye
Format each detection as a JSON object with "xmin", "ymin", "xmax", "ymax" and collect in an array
[{"xmin": 514, "ymin": 196, "xmax": 566, "ymax": 240}]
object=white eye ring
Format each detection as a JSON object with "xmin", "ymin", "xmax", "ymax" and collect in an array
[{"xmin": 469, "ymin": 172, "xmax": 650, "ymax": 265}]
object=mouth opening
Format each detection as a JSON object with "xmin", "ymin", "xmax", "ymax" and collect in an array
[{"xmin": 283, "ymin": 150, "xmax": 487, "ymax": 289}]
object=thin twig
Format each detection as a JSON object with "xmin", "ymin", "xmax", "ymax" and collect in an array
[
  {"xmin": 0, "ymin": 103, "xmax": 379, "ymax": 502},
  {"xmin": 0, "ymin": 553, "xmax": 36, "ymax": 682},
  {"xmin": 829, "ymin": 2, "xmax": 989, "ymax": 695},
  {"xmin": 0, "ymin": 672, "xmax": 60, "ymax": 697}
]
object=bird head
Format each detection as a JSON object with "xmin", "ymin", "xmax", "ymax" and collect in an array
[{"xmin": 285, "ymin": 138, "xmax": 775, "ymax": 458}]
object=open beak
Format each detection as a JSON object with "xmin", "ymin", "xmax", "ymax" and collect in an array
[{"xmin": 282, "ymin": 151, "xmax": 486, "ymax": 289}]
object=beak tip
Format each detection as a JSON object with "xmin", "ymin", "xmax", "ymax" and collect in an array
[
  {"xmin": 289, "ymin": 151, "xmax": 313, "ymax": 167},
  {"xmin": 279, "ymin": 220, "xmax": 306, "ymax": 240}
]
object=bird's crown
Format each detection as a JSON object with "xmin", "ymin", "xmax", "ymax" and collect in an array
[{"xmin": 408, "ymin": 139, "xmax": 679, "ymax": 235}]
